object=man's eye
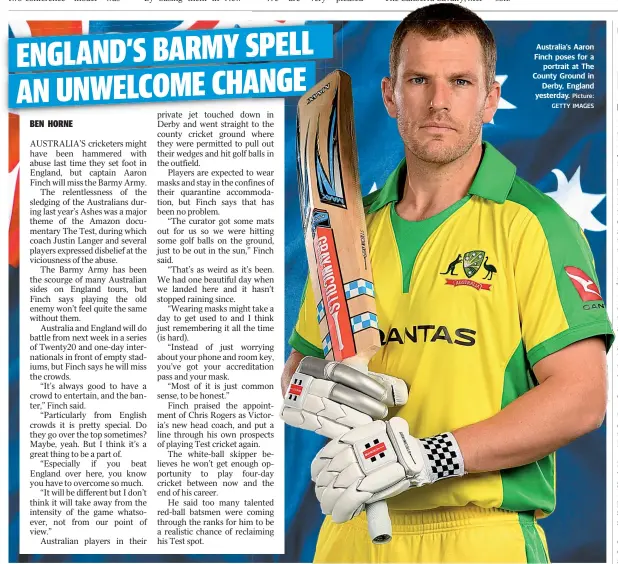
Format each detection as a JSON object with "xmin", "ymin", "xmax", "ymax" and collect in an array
[
  {"xmin": 455, "ymin": 79, "xmax": 470, "ymax": 86},
  {"xmin": 409, "ymin": 77, "xmax": 426, "ymax": 85}
]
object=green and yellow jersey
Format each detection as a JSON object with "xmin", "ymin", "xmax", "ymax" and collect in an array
[{"xmin": 289, "ymin": 142, "xmax": 614, "ymax": 517}]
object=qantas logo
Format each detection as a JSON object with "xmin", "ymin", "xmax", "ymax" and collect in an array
[
  {"xmin": 565, "ymin": 266, "xmax": 603, "ymax": 302},
  {"xmin": 379, "ymin": 326, "xmax": 476, "ymax": 347}
]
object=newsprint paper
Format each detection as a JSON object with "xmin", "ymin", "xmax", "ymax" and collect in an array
[{"xmin": 2, "ymin": 0, "xmax": 618, "ymax": 563}]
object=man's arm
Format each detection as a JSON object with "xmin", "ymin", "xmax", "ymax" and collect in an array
[
  {"xmin": 454, "ymin": 336, "xmax": 607, "ymax": 473},
  {"xmin": 280, "ymin": 349, "xmax": 305, "ymax": 397}
]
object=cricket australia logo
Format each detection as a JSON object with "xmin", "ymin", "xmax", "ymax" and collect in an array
[
  {"xmin": 462, "ymin": 250, "xmax": 485, "ymax": 278},
  {"xmin": 441, "ymin": 250, "xmax": 497, "ymax": 291}
]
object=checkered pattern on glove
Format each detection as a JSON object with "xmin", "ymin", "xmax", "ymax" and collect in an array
[{"xmin": 419, "ymin": 432, "xmax": 466, "ymax": 481}]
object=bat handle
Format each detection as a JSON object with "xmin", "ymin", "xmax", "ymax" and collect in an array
[
  {"xmin": 339, "ymin": 356, "xmax": 392, "ymax": 544},
  {"xmin": 366, "ymin": 500, "xmax": 392, "ymax": 544}
]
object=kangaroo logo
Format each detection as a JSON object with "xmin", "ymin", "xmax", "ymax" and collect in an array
[{"xmin": 441, "ymin": 254, "xmax": 462, "ymax": 276}]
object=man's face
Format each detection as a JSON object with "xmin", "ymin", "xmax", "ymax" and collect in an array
[{"xmin": 382, "ymin": 32, "xmax": 500, "ymax": 165}]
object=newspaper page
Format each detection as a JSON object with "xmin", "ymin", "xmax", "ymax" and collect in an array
[{"xmin": 2, "ymin": 0, "xmax": 617, "ymax": 562}]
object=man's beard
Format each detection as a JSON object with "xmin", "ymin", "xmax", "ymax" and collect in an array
[{"xmin": 398, "ymin": 109, "xmax": 484, "ymax": 165}]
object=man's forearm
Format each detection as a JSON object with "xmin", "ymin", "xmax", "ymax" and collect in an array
[{"xmin": 453, "ymin": 341, "xmax": 607, "ymax": 473}]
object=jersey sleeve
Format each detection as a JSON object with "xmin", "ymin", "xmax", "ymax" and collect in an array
[
  {"xmin": 513, "ymin": 205, "xmax": 614, "ymax": 367},
  {"xmin": 288, "ymin": 277, "xmax": 325, "ymax": 358}
]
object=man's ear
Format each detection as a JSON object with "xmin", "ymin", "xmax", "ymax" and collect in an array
[
  {"xmin": 382, "ymin": 76, "xmax": 398, "ymax": 119},
  {"xmin": 482, "ymin": 80, "xmax": 501, "ymax": 124}
]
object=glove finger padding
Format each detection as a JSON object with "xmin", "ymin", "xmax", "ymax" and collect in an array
[
  {"xmin": 315, "ymin": 468, "xmax": 338, "ymax": 489},
  {"xmin": 311, "ymin": 440, "xmax": 349, "ymax": 481},
  {"xmin": 365, "ymin": 480, "xmax": 411, "ymax": 504},
  {"xmin": 368, "ymin": 371, "xmax": 409, "ymax": 407},
  {"xmin": 339, "ymin": 419, "xmax": 387, "ymax": 444},
  {"xmin": 326, "ymin": 446, "xmax": 358, "ymax": 473},
  {"xmin": 322, "ymin": 362, "xmax": 387, "ymax": 403},
  {"xmin": 357, "ymin": 462, "xmax": 406, "ymax": 493},
  {"xmin": 331, "ymin": 487, "xmax": 373, "ymax": 523},
  {"xmin": 333, "ymin": 464, "xmax": 365, "ymax": 489},
  {"xmin": 318, "ymin": 359, "xmax": 390, "ymax": 419},
  {"xmin": 320, "ymin": 480, "xmax": 372, "ymax": 521},
  {"xmin": 281, "ymin": 373, "xmax": 375, "ymax": 439},
  {"xmin": 280, "ymin": 408, "xmax": 353, "ymax": 439}
]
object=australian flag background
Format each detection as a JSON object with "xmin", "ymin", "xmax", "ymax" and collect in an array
[{"xmin": 9, "ymin": 18, "xmax": 608, "ymax": 564}]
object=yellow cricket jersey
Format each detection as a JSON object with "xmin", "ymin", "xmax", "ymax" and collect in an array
[{"xmin": 289, "ymin": 142, "xmax": 614, "ymax": 517}]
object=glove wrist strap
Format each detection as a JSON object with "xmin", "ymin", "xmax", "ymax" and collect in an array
[{"xmin": 419, "ymin": 432, "xmax": 466, "ymax": 482}]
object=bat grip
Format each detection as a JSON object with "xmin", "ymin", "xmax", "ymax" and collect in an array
[
  {"xmin": 366, "ymin": 499, "xmax": 392, "ymax": 544},
  {"xmin": 339, "ymin": 357, "xmax": 392, "ymax": 543}
]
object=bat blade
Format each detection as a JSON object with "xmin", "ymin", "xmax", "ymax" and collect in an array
[
  {"xmin": 296, "ymin": 70, "xmax": 391, "ymax": 544},
  {"xmin": 296, "ymin": 70, "xmax": 380, "ymax": 366}
]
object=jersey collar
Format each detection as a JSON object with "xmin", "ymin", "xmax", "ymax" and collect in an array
[
  {"xmin": 366, "ymin": 142, "xmax": 517, "ymax": 214},
  {"xmin": 468, "ymin": 142, "xmax": 517, "ymax": 203}
]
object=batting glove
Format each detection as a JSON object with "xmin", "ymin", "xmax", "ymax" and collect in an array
[
  {"xmin": 311, "ymin": 418, "xmax": 466, "ymax": 523},
  {"xmin": 280, "ymin": 357, "xmax": 408, "ymax": 439}
]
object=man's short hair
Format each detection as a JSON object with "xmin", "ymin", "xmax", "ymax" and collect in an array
[{"xmin": 389, "ymin": 3, "xmax": 497, "ymax": 91}]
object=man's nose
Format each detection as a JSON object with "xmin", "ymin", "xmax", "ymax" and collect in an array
[{"xmin": 427, "ymin": 80, "xmax": 451, "ymax": 111}]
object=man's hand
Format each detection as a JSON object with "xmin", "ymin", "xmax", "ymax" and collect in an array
[
  {"xmin": 280, "ymin": 356, "xmax": 408, "ymax": 439},
  {"xmin": 311, "ymin": 418, "xmax": 465, "ymax": 523}
]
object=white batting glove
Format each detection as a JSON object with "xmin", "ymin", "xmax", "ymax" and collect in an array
[
  {"xmin": 311, "ymin": 418, "xmax": 466, "ymax": 523},
  {"xmin": 280, "ymin": 357, "xmax": 408, "ymax": 439}
]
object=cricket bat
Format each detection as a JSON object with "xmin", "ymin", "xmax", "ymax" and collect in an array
[{"xmin": 296, "ymin": 70, "xmax": 392, "ymax": 544}]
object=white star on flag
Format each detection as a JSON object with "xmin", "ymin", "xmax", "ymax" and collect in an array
[
  {"xmin": 489, "ymin": 75, "xmax": 516, "ymax": 124},
  {"xmin": 496, "ymin": 75, "xmax": 516, "ymax": 111},
  {"xmin": 368, "ymin": 182, "xmax": 378, "ymax": 194},
  {"xmin": 546, "ymin": 167, "xmax": 606, "ymax": 232}
]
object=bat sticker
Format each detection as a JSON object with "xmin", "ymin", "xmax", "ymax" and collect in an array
[
  {"xmin": 312, "ymin": 219, "xmax": 356, "ymax": 361},
  {"xmin": 297, "ymin": 123, "xmax": 311, "ymax": 231},
  {"xmin": 315, "ymin": 93, "xmax": 347, "ymax": 208}
]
